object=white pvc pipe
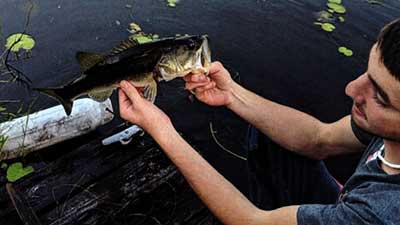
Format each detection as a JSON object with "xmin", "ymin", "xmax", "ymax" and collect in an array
[{"xmin": 0, "ymin": 98, "xmax": 114, "ymax": 160}]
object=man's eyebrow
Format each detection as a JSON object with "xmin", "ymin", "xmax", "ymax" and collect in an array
[{"xmin": 367, "ymin": 73, "xmax": 391, "ymax": 104}]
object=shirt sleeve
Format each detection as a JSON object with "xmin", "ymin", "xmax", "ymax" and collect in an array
[
  {"xmin": 297, "ymin": 203, "xmax": 384, "ymax": 225},
  {"xmin": 350, "ymin": 117, "xmax": 374, "ymax": 146}
]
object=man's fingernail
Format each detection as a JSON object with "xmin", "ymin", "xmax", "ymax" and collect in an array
[{"xmin": 121, "ymin": 81, "xmax": 128, "ymax": 88}]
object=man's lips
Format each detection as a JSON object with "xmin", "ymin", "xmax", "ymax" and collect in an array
[{"xmin": 353, "ymin": 104, "xmax": 366, "ymax": 119}]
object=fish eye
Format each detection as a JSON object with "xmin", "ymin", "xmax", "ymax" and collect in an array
[{"xmin": 189, "ymin": 41, "xmax": 195, "ymax": 48}]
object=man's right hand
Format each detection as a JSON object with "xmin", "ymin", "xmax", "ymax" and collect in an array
[{"xmin": 184, "ymin": 61, "xmax": 234, "ymax": 107}]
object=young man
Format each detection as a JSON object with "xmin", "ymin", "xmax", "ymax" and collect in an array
[{"xmin": 118, "ymin": 18, "xmax": 400, "ymax": 224}]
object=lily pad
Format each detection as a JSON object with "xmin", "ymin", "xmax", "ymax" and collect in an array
[
  {"xmin": 1, "ymin": 162, "xmax": 7, "ymax": 170},
  {"xmin": 133, "ymin": 35, "xmax": 154, "ymax": 44},
  {"xmin": 315, "ymin": 22, "xmax": 336, "ymax": 32},
  {"xmin": 152, "ymin": 34, "xmax": 160, "ymax": 39},
  {"xmin": 338, "ymin": 46, "xmax": 353, "ymax": 56},
  {"xmin": 338, "ymin": 16, "xmax": 345, "ymax": 22},
  {"xmin": 315, "ymin": 11, "xmax": 334, "ymax": 22},
  {"xmin": 5, "ymin": 33, "xmax": 35, "ymax": 52},
  {"xmin": 328, "ymin": 0, "xmax": 342, "ymax": 4},
  {"xmin": 327, "ymin": 3, "xmax": 346, "ymax": 14},
  {"xmin": 167, "ymin": 0, "xmax": 179, "ymax": 7},
  {"xmin": 6, "ymin": 162, "xmax": 34, "ymax": 182}
]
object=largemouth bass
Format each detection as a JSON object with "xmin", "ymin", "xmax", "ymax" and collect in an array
[{"xmin": 35, "ymin": 34, "xmax": 211, "ymax": 115}]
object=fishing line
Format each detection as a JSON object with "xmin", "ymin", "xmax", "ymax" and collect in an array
[{"xmin": 209, "ymin": 122, "xmax": 247, "ymax": 161}]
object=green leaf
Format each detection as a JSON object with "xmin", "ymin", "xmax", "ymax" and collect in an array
[
  {"xmin": 167, "ymin": 0, "xmax": 178, "ymax": 7},
  {"xmin": 320, "ymin": 23, "xmax": 336, "ymax": 32},
  {"xmin": 338, "ymin": 16, "xmax": 345, "ymax": 22},
  {"xmin": 338, "ymin": 46, "xmax": 347, "ymax": 53},
  {"xmin": 152, "ymin": 34, "xmax": 160, "ymax": 39},
  {"xmin": 0, "ymin": 135, "xmax": 8, "ymax": 150},
  {"xmin": 5, "ymin": 33, "xmax": 35, "ymax": 52},
  {"xmin": 0, "ymin": 106, "xmax": 6, "ymax": 112},
  {"xmin": 316, "ymin": 11, "xmax": 334, "ymax": 22},
  {"xmin": 6, "ymin": 162, "xmax": 34, "ymax": 182},
  {"xmin": 328, "ymin": 0, "xmax": 342, "ymax": 4},
  {"xmin": 133, "ymin": 35, "xmax": 153, "ymax": 44},
  {"xmin": 327, "ymin": 3, "xmax": 346, "ymax": 14},
  {"xmin": 338, "ymin": 46, "xmax": 353, "ymax": 57},
  {"xmin": 343, "ymin": 49, "xmax": 353, "ymax": 56}
]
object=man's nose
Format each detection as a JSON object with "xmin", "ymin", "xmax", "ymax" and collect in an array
[{"xmin": 345, "ymin": 74, "xmax": 368, "ymax": 104}]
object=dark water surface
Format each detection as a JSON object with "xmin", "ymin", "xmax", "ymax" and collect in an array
[{"xmin": 0, "ymin": 0, "xmax": 399, "ymax": 193}]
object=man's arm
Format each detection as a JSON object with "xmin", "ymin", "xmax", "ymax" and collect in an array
[
  {"xmin": 185, "ymin": 62, "xmax": 365, "ymax": 159},
  {"xmin": 153, "ymin": 124, "xmax": 299, "ymax": 225},
  {"xmin": 118, "ymin": 80, "xmax": 299, "ymax": 225},
  {"xmin": 226, "ymin": 82, "xmax": 365, "ymax": 159}
]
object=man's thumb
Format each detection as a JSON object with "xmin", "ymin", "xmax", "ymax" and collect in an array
[{"xmin": 120, "ymin": 80, "xmax": 140, "ymax": 100}]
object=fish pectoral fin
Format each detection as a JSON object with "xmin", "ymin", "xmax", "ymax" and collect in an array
[
  {"xmin": 143, "ymin": 80, "xmax": 157, "ymax": 103},
  {"xmin": 88, "ymin": 89, "xmax": 114, "ymax": 102},
  {"xmin": 76, "ymin": 52, "xmax": 104, "ymax": 71}
]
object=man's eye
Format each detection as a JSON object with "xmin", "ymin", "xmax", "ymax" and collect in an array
[{"xmin": 375, "ymin": 92, "xmax": 388, "ymax": 106}]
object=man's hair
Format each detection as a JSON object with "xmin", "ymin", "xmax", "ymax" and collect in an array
[{"xmin": 377, "ymin": 18, "xmax": 400, "ymax": 79}]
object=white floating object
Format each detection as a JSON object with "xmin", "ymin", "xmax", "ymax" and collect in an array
[{"xmin": 0, "ymin": 98, "xmax": 114, "ymax": 160}]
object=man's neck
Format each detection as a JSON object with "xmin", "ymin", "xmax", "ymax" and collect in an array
[{"xmin": 382, "ymin": 140, "xmax": 400, "ymax": 175}]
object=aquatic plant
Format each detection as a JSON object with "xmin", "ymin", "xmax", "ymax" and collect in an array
[
  {"xmin": 167, "ymin": 0, "xmax": 179, "ymax": 7},
  {"xmin": 314, "ymin": 22, "xmax": 336, "ymax": 32},
  {"xmin": 0, "ymin": 135, "xmax": 8, "ymax": 151},
  {"xmin": 327, "ymin": 3, "xmax": 346, "ymax": 14},
  {"xmin": 6, "ymin": 162, "xmax": 34, "ymax": 182},
  {"xmin": 5, "ymin": 33, "xmax": 35, "ymax": 52},
  {"xmin": 133, "ymin": 35, "xmax": 154, "ymax": 44},
  {"xmin": 338, "ymin": 46, "xmax": 353, "ymax": 56},
  {"xmin": 315, "ymin": 11, "xmax": 334, "ymax": 22}
]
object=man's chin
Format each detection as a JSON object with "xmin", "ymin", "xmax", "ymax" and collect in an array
[
  {"xmin": 352, "ymin": 113, "xmax": 369, "ymax": 130},
  {"xmin": 351, "ymin": 114, "xmax": 400, "ymax": 142}
]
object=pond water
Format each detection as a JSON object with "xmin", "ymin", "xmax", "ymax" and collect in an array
[{"xmin": 0, "ymin": 0, "xmax": 399, "ymax": 193}]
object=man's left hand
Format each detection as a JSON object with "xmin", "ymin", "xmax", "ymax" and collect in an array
[{"xmin": 118, "ymin": 80, "xmax": 173, "ymax": 136}]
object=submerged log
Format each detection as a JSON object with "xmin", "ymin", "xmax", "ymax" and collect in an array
[{"xmin": 0, "ymin": 130, "xmax": 220, "ymax": 225}]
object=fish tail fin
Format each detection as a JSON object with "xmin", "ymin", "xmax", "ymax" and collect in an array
[{"xmin": 34, "ymin": 88, "xmax": 73, "ymax": 116}]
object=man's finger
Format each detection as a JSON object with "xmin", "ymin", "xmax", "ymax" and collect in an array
[
  {"xmin": 194, "ymin": 81, "xmax": 216, "ymax": 93},
  {"xmin": 185, "ymin": 73, "xmax": 207, "ymax": 82},
  {"xmin": 209, "ymin": 61, "xmax": 223, "ymax": 75},
  {"xmin": 118, "ymin": 88, "xmax": 130, "ymax": 104},
  {"xmin": 120, "ymin": 80, "xmax": 140, "ymax": 101},
  {"xmin": 185, "ymin": 80, "xmax": 210, "ymax": 91}
]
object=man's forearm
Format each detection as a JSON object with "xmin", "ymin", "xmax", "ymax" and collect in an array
[
  {"xmin": 227, "ymin": 82, "xmax": 324, "ymax": 158},
  {"xmin": 152, "ymin": 126, "xmax": 260, "ymax": 225}
]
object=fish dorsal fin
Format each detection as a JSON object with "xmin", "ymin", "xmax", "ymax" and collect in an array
[
  {"xmin": 109, "ymin": 37, "xmax": 139, "ymax": 55},
  {"xmin": 76, "ymin": 52, "xmax": 104, "ymax": 71}
]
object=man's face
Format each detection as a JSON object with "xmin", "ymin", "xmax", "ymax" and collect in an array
[{"xmin": 345, "ymin": 44, "xmax": 400, "ymax": 141}]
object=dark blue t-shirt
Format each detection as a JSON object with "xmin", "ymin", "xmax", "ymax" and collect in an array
[{"xmin": 297, "ymin": 119, "xmax": 400, "ymax": 225}]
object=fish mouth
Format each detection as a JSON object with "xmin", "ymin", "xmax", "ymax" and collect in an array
[{"xmin": 157, "ymin": 34, "xmax": 212, "ymax": 81}]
